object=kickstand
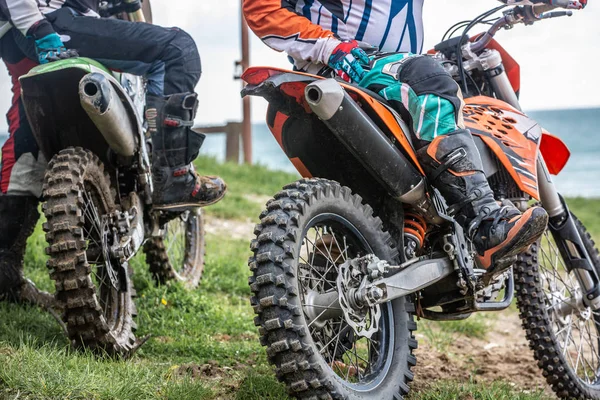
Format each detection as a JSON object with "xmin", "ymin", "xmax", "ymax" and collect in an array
[{"xmin": 19, "ymin": 279, "xmax": 68, "ymax": 337}]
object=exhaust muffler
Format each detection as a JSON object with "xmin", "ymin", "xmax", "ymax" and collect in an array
[
  {"xmin": 305, "ymin": 79, "xmax": 424, "ymax": 204},
  {"xmin": 79, "ymin": 72, "xmax": 137, "ymax": 157}
]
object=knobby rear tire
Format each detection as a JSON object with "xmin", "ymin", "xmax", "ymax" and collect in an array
[
  {"xmin": 249, "ymin": 178, "xmax": 417, "ymax": 399},
  {"xmin": 515, "ymin": 211, "xmax": 600, "ymax": 399},
  {"xmin": 42, "ymin": 147, "xmax": 137, "ymax": 355}
]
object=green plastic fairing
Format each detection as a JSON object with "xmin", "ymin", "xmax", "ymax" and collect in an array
[{"xmin": 23, "ymin": 57, "xmax": 112, "ymax": 78}]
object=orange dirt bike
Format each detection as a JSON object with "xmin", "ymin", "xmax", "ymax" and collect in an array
[{"xmin": 243, "ymin": 2, "xmax": 599, "ymax": 399}]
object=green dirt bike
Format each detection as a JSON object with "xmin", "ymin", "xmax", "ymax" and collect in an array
[{"xmin": 20, "ymin": 7, "xmax": 206, "ymax": 355}]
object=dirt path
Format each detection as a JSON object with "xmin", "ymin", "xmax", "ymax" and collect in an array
[
  {"xmin": 204, "ymin": 216, "xmax": 255, "ymax": 241},
  {"xmin": 412, "ymin": 311, "xmax": 554, "ymax": 397}
]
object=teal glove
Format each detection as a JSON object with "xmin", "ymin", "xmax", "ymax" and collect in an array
[
  {"xmin": 35, "ymin": 33, "xmax": 79, "ymax": 64},
  {"xmin": 327, "ymin": 40, "xmax": 371, "ymax": 83}
]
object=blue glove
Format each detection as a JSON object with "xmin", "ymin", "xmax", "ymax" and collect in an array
[
  {"xmin": 327, "ymin": 40, "xmax": 371, "ymax": 83},
  {"xmin": 35, "ymin": 33, "xmax": 79, "ymax": 64}
]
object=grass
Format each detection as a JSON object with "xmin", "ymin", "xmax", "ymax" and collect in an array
[
  {"xmin": 1, "ymin": 155, "xmax": 598, "ymax": 399},
  {"xmin": 419, "ymin": 316, "xmax": 490, "ymax": 353},
  {"xmin": 194, "ymin": 157, "xmax": 298, "ymax": 220},
  {"xmin": 407, "ymin": 380, "xmax": 551, "ymax": 400}
]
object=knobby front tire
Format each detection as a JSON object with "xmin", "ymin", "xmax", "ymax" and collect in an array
[
  {"xmin": 516, "ymin": 209, "xmax": 600, "ymax": 399},
  {"xmin": 144, "ymin": 208, "xmax": 206, "ymax": 288}
]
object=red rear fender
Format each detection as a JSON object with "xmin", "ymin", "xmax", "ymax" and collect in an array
[{"xmin": 241, "ymin": 66, "xmax": 322, "ymax": 85}]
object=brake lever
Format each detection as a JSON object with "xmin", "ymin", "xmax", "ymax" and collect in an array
[{"xmin": 538, "ymin": 10, "xmax": 574, "ymax": 19}]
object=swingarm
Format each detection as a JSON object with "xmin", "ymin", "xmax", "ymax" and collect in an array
[{"xmin": 304, "ymin": 255, "xmax": 454, "ymax": 330}]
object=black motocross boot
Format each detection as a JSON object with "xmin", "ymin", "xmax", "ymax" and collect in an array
[
  {"xmin": 146, "ymin": 93, "xmax": 227, "ymax": 210},
  {"xmin": 418, "ymin": 129, "xmax": 548, "ymax": 273},
  {"xmin": 0, "ymin": 196, "xmax": 40, "ymax": 302}
]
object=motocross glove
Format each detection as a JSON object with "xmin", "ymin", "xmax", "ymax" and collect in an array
[
  {"xmin": 35, "ymin": 32, "xmax": 79, "ymax": 64},
  {"xmin": 502, "ymin": 0, "xmax": 587, "ymax": 8},
  {"xmin": 327, "ymin": 40, "xmax": 371, "ymax": 83}
]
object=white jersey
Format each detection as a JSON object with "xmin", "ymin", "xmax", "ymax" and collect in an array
[
  {"xmin": 244, "ymin": 0, "xmax": 425, "ymax": 73},
  {"xmin": 296, "ymin": 0, "xmax": 425, "ymax": 54},
  {"xmin": 243, "ymin": 0, "xmax": 538, "ymax": 73},
  {"xmin": 0, "ymin": 0, "xmax": 99, "ymax": 39}
]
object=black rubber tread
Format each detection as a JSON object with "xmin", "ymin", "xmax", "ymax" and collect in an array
[
  {"xmin": 143, "ymin": 209, "xmax": 206, "ymax": 288},
  {"xmin": 249, "ymin": 178, "xmax": 417, "ymax": 399},
  {"xmin": 515, "ymin": 213, "xmax": 600, "ymax": 399},
  {"xmin": 42, "ymin": 147, "xmax": 137, "ymax": 355}
]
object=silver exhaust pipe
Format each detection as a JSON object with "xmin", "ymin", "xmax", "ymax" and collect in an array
[
  {"xmin": 305, "ymin": 79, "xmax": 425, "ymax": 203},
  {"xmin": 79, "ymin": 72, "xmax": 137, "ymax": 157}
]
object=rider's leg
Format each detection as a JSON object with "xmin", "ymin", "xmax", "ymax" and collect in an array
[
  {"xmin": 0, "ymin": 196, "xmax": 40, "ymax": 301},
  {"xmin": 0, "ymin": 34, "xmax": 43, "ymax": 300},
  {"xmin": 12, "ymin": 8, "xmax": 227, "ymax": 209},
  {"xmin": 360, "ymin": 54, "xmax": 548, "ymax": 271}
]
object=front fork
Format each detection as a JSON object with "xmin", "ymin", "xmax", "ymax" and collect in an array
[{"xmin": 537, "ymin": 156, "xmax": 600, "ymax": 310}]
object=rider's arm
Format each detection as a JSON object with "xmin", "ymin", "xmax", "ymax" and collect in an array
[
  {"xmin": 0, "ymin": 0, "xmax": 55, "ymax": 38},
  {"xmin": 243, "ymin": 0, "xmax": 339, "ymax": 65},
  {"xmin": 498, "ymin": 0, "xmax": 560, "ymax": 4}
]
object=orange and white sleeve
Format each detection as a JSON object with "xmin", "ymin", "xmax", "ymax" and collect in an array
[{"xmin": 243, "ymin": 0, "xmax": 339, "ymax": 67}]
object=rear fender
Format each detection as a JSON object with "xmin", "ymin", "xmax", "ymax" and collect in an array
[{"xmin": 20, "ymin": 57, "xmax": 141, "ymax": 164}]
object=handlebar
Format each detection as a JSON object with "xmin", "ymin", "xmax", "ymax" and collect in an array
[{"xmin": 470, "ymin": 2, "xmax": 577, "ymax": 53}]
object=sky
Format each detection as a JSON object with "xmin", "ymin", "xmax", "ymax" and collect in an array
[{"xmin": 0, "ymin": 0, "xmax": 597, "ymax": 130}]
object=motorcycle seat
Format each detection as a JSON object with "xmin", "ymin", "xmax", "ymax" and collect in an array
[{"xmin": 342, "ymin": 81, "xmax": 392, "ymax": 108}]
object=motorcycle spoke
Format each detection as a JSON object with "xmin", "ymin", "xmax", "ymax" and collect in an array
[
  {"xmin": 318, "ymin": 229, "xmax": 351, "ymax": 279},
  {"xmin": 82, "ymin": 191, "xmax": 103, "ymax": 237},
  {"xmin": 523, "ymin": 210, "xmax": 600, "ymax": 392},
  {"xmin": 298, "ymin": 255, "xmax": 336, "ymax": 287},
  {"xmin": 301, "ymin": 303, "xmax": 343, "ymax": 311},
  {"xmin": 92, "ymin": 267, "xmax": 109, "ymax": 311},
  {"xmin": 307, "ymin": 298, "xmax": 341, "ymax": 329},
  {"xmin": 583, "ymin": 324, "xmax": 598, "ymax": 383},
  {"xmin": 328, "ymin": 321, "xmax": 345, "ymax": 369},
  {"xmin": 298, "ymin": 220, "xmax": 386, "ymax": 386}
]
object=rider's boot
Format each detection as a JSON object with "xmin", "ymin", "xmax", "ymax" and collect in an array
[
  {"xmin": 418, "ymin": 129, "xmax": 548, "ymax": 273},
  {"xmin": 146, "ymin": 93, "xmax": 227, "ymax": 210},
  {"xmin": 0, "ymin": 196, "xmax": 40, "ymax": 302}
]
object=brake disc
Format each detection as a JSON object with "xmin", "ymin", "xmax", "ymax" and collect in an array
[{"xmin": 337, "ymin": 260, "xmax": 381, "ymax": 339}]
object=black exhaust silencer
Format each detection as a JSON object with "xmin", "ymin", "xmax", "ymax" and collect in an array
[{"xmin": 305, "ymin": 79, "xmax": 425, "ymax": 204}]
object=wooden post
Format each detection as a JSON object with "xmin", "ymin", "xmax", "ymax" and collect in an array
[
  {"xmin": 225, "ymin": 122, "xmax": 241, "ymax": 163},
  {"xmin": 194, "ymin": 122, "xmax": 241, "ymax": 163},
  {"xmin": 240, "ymin": 0, "xmax": 252, "ymax": 164}
]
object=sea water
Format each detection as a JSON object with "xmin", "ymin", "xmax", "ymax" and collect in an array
[
  {"xmin": 198, "ymin": 107, "xmax": 600, "ymax": 198},
  {"xmin": 1, "ymin": 108, "xmax": 598, "ymax": 198},
  {"xmin": 528, "ymin": 108, "xmax": 600, "ymax": 198}
]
